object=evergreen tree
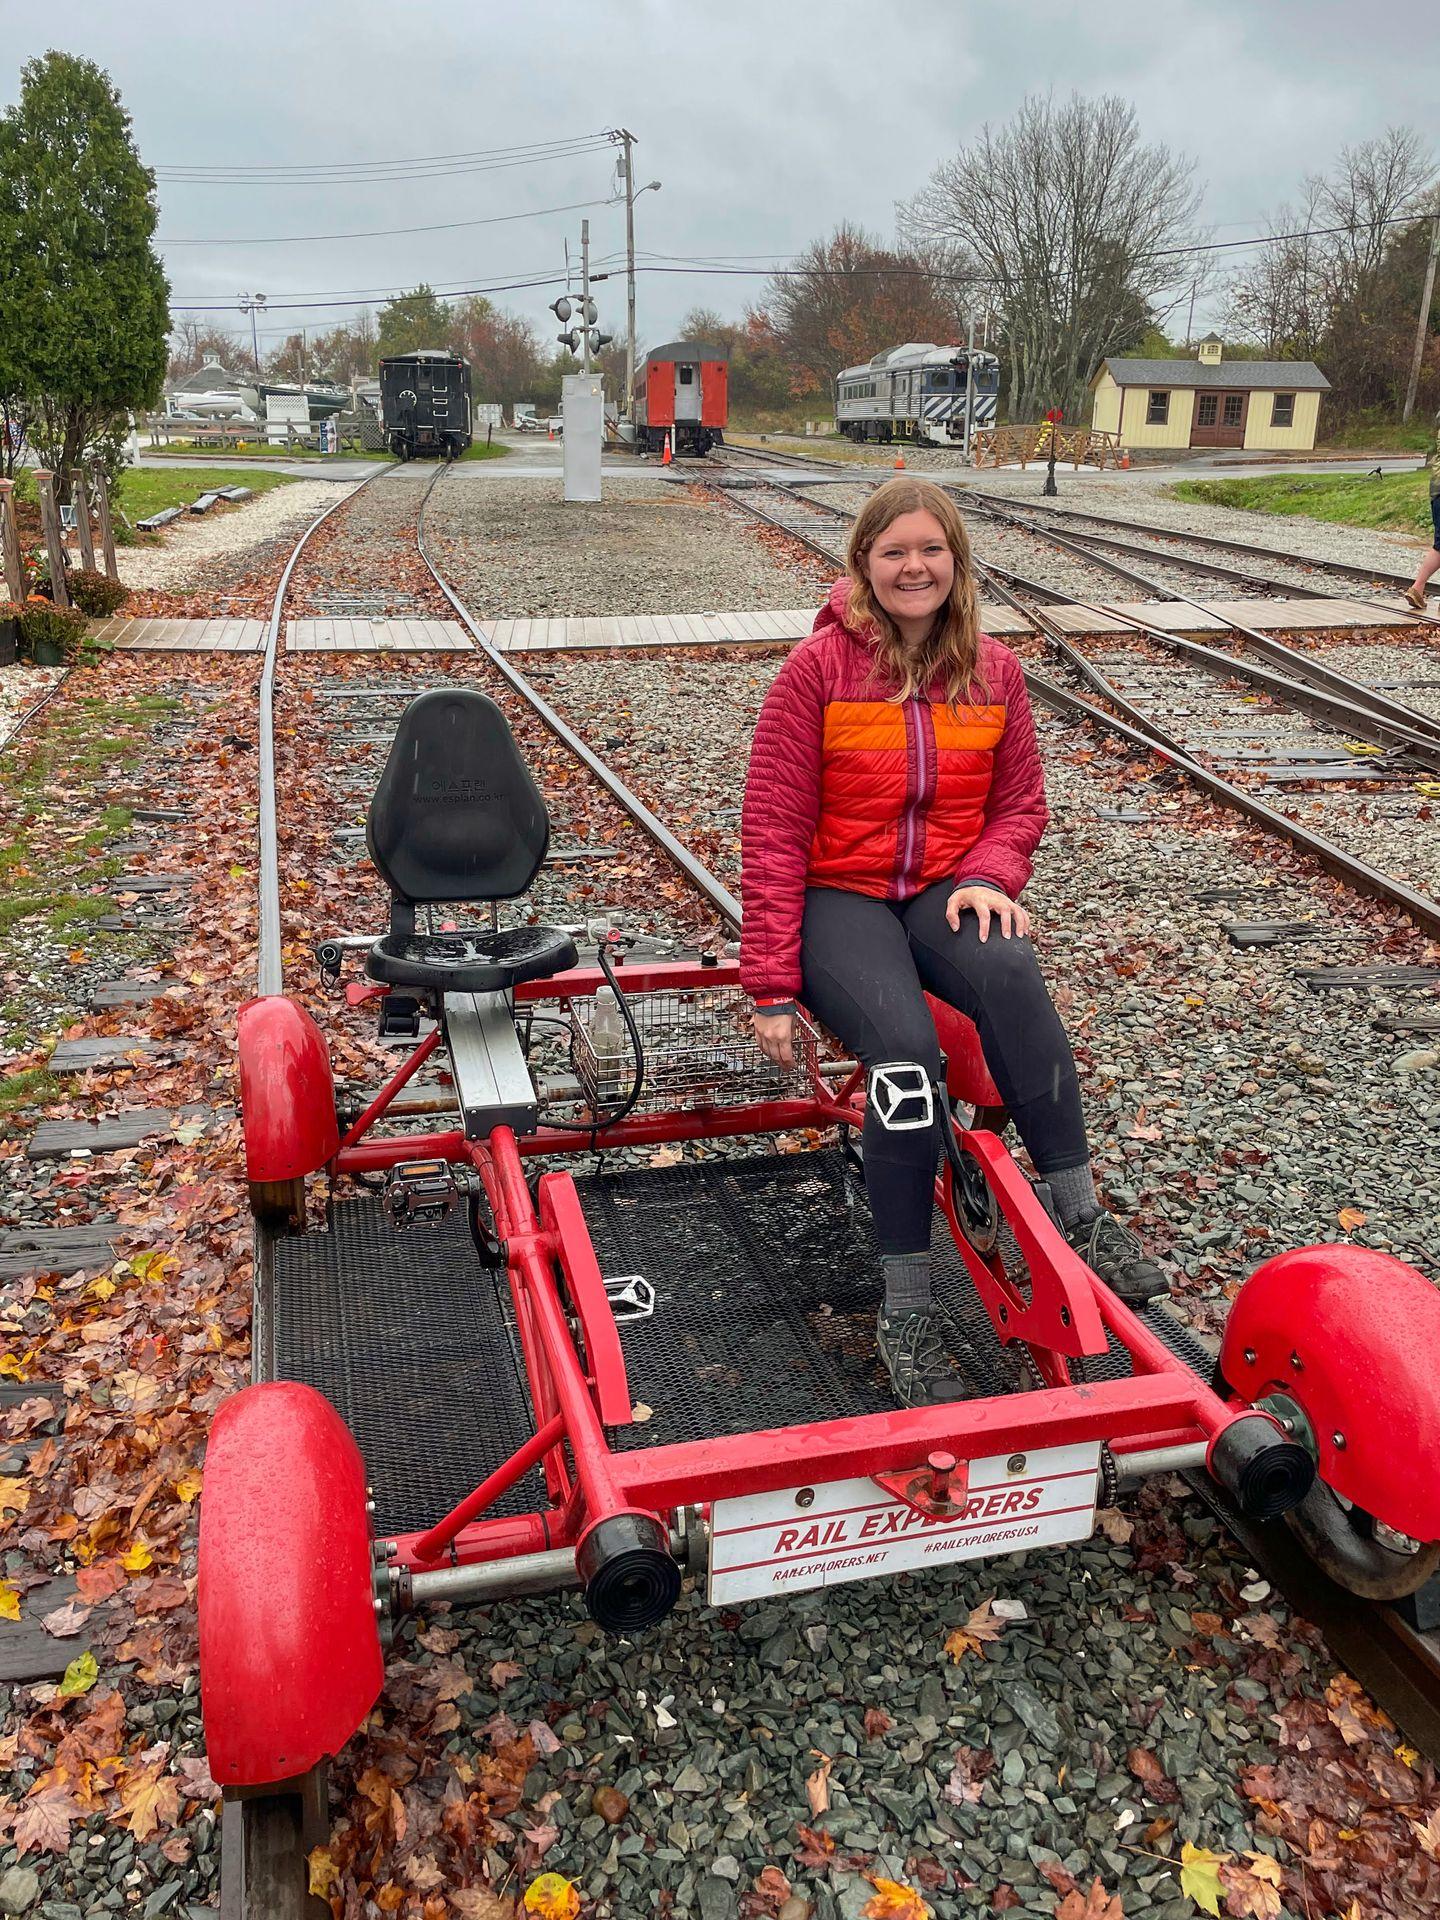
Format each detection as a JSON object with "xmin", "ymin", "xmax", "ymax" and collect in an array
[
  {"xmin": 377, "ymin": 287, "xmax": 452, "ymax": 358},
  {"xmin": 0, "ymin": 53, "xmax": 169, "ymax": 494}
]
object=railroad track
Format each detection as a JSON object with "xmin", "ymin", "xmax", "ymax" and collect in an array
[
  {"xmin": 208, "ymin": 461, "xmax": 1440, "ymax": 1912},
  {"xmin": 963, "ymin": 484, "xmax": 1440, "ymax": 627},
  {"xmin": 707, "ymin": 473, "xmax": 1440, "ymax": 940}
]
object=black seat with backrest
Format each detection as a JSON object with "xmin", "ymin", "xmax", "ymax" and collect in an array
[{"xmin": 365, "ymin": 689, "xmax": 578, "ymax": 995}]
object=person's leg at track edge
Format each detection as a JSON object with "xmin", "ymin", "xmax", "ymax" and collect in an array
[
  {"xmin": 798, "ymin": 887, "xmax": 974, "ymax": 1409},
  {"xmin": 900, "ymin": 879, "xmax": 1166, "ymax": 1304}
]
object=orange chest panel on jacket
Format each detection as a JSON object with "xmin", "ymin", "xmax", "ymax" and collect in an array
[{"xmin": 809, "ymin": 698, "xmax": 1007, "ymax": 894}]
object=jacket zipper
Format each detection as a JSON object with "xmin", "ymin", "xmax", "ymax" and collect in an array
[{"xmin": 897, "ymin": 699, "xmax": 936, "ymax": 895}]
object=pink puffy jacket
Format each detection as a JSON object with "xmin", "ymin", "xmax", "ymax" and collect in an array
[{"xmin": 739, "ymin": 580, "xmax": 1048, "ymax": 1000}]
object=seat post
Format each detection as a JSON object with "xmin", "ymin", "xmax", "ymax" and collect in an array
[{"xmin": 390, "ymin": 900, "xmax": 417, "ymax": 940}]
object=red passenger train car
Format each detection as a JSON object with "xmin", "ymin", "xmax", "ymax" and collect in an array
[{"xmin": 633, "ymin": 339, "xmax": 728, "ymax": 455}]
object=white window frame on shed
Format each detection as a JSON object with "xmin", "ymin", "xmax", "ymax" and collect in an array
[
  {"xmin": 1271, "ymin": 392, "xmax": 1295, "ymax": 427},
  {"xmin": 1146, "ymin": 390, "xmax": 1170, "ymax": 426}
]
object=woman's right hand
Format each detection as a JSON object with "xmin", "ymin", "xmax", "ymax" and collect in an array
[{"xmin": 753, "ymin": 1010, "xmax": 796, "ymax": 1068}]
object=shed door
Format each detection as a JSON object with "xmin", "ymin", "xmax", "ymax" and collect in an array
[{"xmin": 1190, "ymin": 389, "xmax": 1248, "ymax": 447}]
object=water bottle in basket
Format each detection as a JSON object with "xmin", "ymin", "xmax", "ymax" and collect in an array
[{"xmin": 588, "ymin": 986, "xmax": 626, "ymax": 1102}]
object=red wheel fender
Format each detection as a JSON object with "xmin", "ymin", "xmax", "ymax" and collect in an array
[
  {"xmin": 1221, "ymin": 1244, "xmax": 1440, "ymax": 1541},
  {"xmin": 925, "ymin": 994, "xmax": 1003, "ymax": 1108},
  {"xmin": 199, "ymin": 1383, "xmax": 383, "ymax": 1787},
  {"xmin": 238, "ymin": 995, "xmax": 339, "ymax": 1183}
]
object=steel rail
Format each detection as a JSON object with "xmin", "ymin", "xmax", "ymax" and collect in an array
[
  {"xmin": 255, "ymin": 464, "xmax": 392, "ymax": 998},
  {"xmin": 977, "ymin": 570, "xmax": 1440, "ymax": 942},
  {"xmin": 963, "ymin": 481, "xmax": 1437, "ymax": 600},
  {"xmin": 414, "ymin": 466, "xmax": 743, "ymax": 934},
  {"xmin": 964, "ymin": 491, "xmax": 1440, "ymax": 748},
  {"xmin": 976, "ymin": 557, "xmax": 1440, "ymax": 770}
]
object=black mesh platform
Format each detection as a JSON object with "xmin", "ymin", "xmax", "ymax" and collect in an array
[
  {"xmin": 270, "ymin": 1152, "xmax": 1214, "ymax": 1531},
  {"xmin": 271, "ymin": 1199, "xmax": 541, "ymax": 1536},
  {"xmin": 573, "ymin": 1147, "xmax": 1213, "ymax": 1451}
]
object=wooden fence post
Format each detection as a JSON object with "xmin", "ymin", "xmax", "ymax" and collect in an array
[
  {"xmin": 33, "ymin": 471, "xmax": 70, "ymax": 609},
  {"xmin": 90, "ymin": 466, "xmax": 119, "ymax": 581},
  {"xmin": 0, "ymin": 480, "xmax": 24, "ymax": 604},
  {"xmin": 70, "ymin": 469, "xmax": 96, "ymax": 571}
]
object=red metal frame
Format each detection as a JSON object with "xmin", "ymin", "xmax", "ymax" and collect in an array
[{"xmin": 325, "ymin": 959, "xmax": 1250, "ymax": 1578}]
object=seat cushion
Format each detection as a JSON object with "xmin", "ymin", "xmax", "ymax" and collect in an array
[{"xmin": 366, "ymin": 924, "xmax": 577, "ymax": 995}]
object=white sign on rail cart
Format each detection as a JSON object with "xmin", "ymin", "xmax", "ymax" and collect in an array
[{"xmin": 707, "ymin": 1441, "xmax": 1101, "ymax": 1605}]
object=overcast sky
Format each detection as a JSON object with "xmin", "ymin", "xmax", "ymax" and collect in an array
[{"xmin": 4, "ymin": 0, "xmax": 1435, "ymax": 366}]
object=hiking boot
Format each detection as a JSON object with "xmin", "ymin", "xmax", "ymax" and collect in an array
[
  {"xmin": 1403, "ymin": 584, "xmax": 1428, "ymax": 613},
  {"xmin": 1065, "ymin": 1208, "xmax": 1168, "ymax": 1304},
  {"xmin": 875, "ymin": 1306, "xmax": 972, "ymax": 1408}
]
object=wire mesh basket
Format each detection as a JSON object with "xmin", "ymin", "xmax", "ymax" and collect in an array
[{"xmin": 569, "ymin": 985, "xmax": 819, "ymax": 1115}]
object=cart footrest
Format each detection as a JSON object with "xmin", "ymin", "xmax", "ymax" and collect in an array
[
  {"xmin": 271, "ymin": 1200, "xmax": 540, "ymax": 1536},
  {"xmin": 574, "ymin": 1147, "xmax": 1214, "ymax": 1451}
]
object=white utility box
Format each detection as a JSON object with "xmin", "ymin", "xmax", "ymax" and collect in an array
[{"xmin": 562, "ymin": 372, "xmax": 603, "ymax": 502}]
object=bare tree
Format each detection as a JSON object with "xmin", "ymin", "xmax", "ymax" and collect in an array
[
  {"xmin": 1224, "ymin": 127, "xmax": 1436, "ymax": 414},
  {"xmin": 900, "ymin": 93, "xmax": 1204, "ymax": 421},
  {"xmin": 167, "ymin": 318, "xmax": 245, "ymax": 381}
]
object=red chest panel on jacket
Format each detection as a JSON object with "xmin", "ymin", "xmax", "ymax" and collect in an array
[{"xmin": 810, "ymin": 698, "xmax": 1006, "ymax": 896}]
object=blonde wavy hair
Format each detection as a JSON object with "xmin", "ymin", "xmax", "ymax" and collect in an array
[{"xmin": 845, "ymin": 477, "xmax": 985, "ymax": 703}]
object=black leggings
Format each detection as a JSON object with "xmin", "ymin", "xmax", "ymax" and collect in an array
[{"xmin": 799, "ymin": 883, "xmax": 1088, "ymax": 1256}]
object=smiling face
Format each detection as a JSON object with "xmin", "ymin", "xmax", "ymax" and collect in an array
[{"xmin": 862, "ymin": 509, "xmax": 956, "ymax": 640}]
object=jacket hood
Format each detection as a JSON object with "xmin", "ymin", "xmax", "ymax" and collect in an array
[{"xmin": 813, "ymin": 575, "xmax": 868, "ymax": 645}]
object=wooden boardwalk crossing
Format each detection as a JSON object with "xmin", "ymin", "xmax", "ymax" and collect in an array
[{"xmin": 92, "ymin": 598, "xmax": 1417, "ymax": 656}]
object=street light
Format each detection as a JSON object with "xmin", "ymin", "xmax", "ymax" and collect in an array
[{"xmin": 238, "ymin": 293, "xmax": 267, "ymax": 377}]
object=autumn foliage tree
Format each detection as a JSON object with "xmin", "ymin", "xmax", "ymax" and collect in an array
[{"xmin": 760, "ymin": 223, "xmax": 960, "ymax": 396}]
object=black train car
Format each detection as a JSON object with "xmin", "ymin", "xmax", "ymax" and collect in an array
[{"xmin": 379, "ymin": 350, "xmax": 473, "ymax": 460}]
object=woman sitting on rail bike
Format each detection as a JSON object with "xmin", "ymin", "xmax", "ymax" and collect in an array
[{"xmin": 740, "ymin": 476, "xmax": 1165, "ymax": 1410}]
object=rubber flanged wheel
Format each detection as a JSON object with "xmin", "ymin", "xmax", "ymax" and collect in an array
[{"xmin": 1285, "ymin": 1480, "xmax": 1440, "ymax": 1599}]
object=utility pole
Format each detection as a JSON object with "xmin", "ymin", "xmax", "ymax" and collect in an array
[
  {"xmin": 1403, "ymin": 214, "xmax": 1440, "ymax": 424},
  {"xmin": 963, "ymin": 312, "xmax": 978, "ymax": 462},
  {"xmin": 581, "ymin": 220, "xmax": 592, "ymax": 375},
  {"xmin": 621, "ymin": 127, "xmax": 637, "ymax": 417}
]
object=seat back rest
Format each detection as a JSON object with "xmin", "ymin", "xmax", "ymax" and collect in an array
[{"xmin": 367, "ymin": 690, "xmax": 549, "ymax": 906}]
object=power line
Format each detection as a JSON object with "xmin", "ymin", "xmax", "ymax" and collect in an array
[
  {"xmin": 160, "ymin": 193, "xmax": 621, "ymax": 248},
  {"xmin": 156, "ymin": 144, "xmax": 614, "ymax": 189},
  {"xmin": 154, "ymin": 131, "xmax": 615, "ymax": 181},
  {"xmin": 166, "ymin": 208, "xmax": 1437, "ymax": 313}
]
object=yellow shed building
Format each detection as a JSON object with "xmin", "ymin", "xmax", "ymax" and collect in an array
[{"xmin": 1090, "ymin": 335, "xmax": 1329, "ymax": 453}]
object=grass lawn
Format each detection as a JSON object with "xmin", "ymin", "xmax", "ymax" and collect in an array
[
  {"xmin": 1170, "ymin": 470, "xmax": 1432, "ymax": 539},
  {"xmin": 119, "ymin": 466, "xmax": 299, "ymax": 523}
]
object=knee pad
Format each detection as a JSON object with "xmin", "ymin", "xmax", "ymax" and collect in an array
[{"xmin": 867, "ymin": 1062, "xmax": 936, "ymax": 1132}]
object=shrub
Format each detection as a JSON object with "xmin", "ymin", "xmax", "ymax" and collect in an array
[
  {"xmin": 67, "ymin": 568, "xmax": 129, "ymax": 616},
  {"xmin": 17, "ymin": 595, "xmax": 89, "ymax": 661}
]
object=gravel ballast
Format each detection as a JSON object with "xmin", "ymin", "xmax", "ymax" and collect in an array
[
  {"xmin": 428, "ymin": 472, "xmax": 833, "ymax": 617},
  {"xmin": 115, "ymin": 477, "xmax": 355, "ymax": 593}
]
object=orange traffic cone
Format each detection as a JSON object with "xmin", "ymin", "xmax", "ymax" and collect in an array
[
  {"xmin": 893, "ymin": 454, "xmax": 906, "ymax": 469},
  {"xmin": 661, "ymin": 429, "xmax": 673, "ymax": 467},
  {"xmin": 1119, "ymin": 451, "xmax": 1131, "ymax": 470},
  {"xmin": 548, "ymin": 424, "xmax": 554, "ymax": 441}
]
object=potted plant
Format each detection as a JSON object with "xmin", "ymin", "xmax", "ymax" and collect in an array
[
  {"xmin": 18, "ymin": 595, "xmax": 88, "ymax": 667},
  {"xmin": 0, "ymin": 599, "xmax": 20, "ymax": 667}
]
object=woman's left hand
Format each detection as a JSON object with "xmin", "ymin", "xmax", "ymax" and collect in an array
[{"xmin": 945, "ymin": 884, "xmax": 1031, "ymax": 942}]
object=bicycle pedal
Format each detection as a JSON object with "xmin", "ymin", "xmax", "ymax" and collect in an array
[
  {"xmin": 385, "ymin": 1158, "xmax": 459, "ymax": 1228},
  {"xmin": 604, "ymin": 1273, "xmax": 656, "ymax": 1323}
]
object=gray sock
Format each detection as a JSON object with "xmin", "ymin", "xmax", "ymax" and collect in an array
[
  {"xmin": 1046, "ymin": 1161, "xmax": 1100, "ymax": 1228},
  {"xmin": 882, "ymin": 1252, "xmax": 932, "ymax": 1318}
]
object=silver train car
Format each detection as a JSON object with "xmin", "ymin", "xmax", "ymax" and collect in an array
[{"xmin": 835, "ymin": 342, "xmax": 1000, "ymax": 446}]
